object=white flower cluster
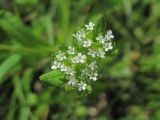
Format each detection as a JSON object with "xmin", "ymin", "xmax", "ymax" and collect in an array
[{"xmin": 51, "ymin": 22, "xmax": 114, "ymax": 91}]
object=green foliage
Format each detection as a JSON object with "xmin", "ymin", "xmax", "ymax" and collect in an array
[
  {"xmin": 39, "ymin": 70, "xmax": 65, "ymax": 86},
  {"xmin": 0, "ymin": 54, "xmax": 21, "ymax": 84},
  {"xmin": 0, "ymin": 0, "xmax": 160, "ymax": 120}
]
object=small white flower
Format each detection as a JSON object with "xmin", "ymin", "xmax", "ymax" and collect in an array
[
  {"xmin": 96, "ymin": 34, "xmax": 106, "ymax": 44},
  {"xmin": 78, "ymin": 82, "xmax": 87, "ymax": 91},
  {"xmin": 67, "ymin": 46, "xmax": 75, "ymax": 54},
  {"xmin": 103, "ymin": 42, "xmax": 113, "ymax": 51},
  {"xmin": 89, "ymin": 72, "xmax": 98, "ymax": 81},
  {"xmin": 71, "ymin": 57, "xmax": 78, "ymax": 63},
  {"xmin": 79, "ymin": 29, "xmax": 86, "ymax": 38},
  {"xmin": 60, "ymin": 64, "xmax": 67, "ymax": 72},
  {"xmin": 72, "ymin": 32, "xmax": 81, "ymax": 41},
  {"xmin": 65, "ymin": 67, "xmax": 76, "ymax": 76},
  {"xmin": 87, "ymin": 49, "xmax": 97, "ymax": 58},
  {"xmin": 83, "ymin": 39, "xmax": 92, "ymax": 47},
  {"xmin": 85, "ymin": 22, "xmax": 95, "ymax": 31},
  {"xmin": 56, "ymin": 51, "xmax": 66, "ymax": 61},
  {"xmin": 97, "ymin": 49, "xmax": 105, "ymax": 58},
  {"xmin": 77, "ymin": 53, "xmax": 86, "ymax": 63},
  {"xmin": 51, "ymin": 61, "xmax": 61, "ymax": 69},
  {"xmin": 72, "ymin": 53, "xmax": 86, "ymax": 63},
  {"xmin": 105, "ymin": 30, "xmax": 114, "ymax": 40},
  {"xmin": 67, "ymin": 76, "xmax": 78, "ymax": 86},
  {"xmin": 89, "ymin": 61, "xmax": 98, "ymax": 71},
  {"xmin": 73, "ymin": 29, "xmax": 86, "ymax": 42}
]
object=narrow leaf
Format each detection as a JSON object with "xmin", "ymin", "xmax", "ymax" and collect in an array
[{"xmin": 0, "ymin": 54, "xmax": 21, "ymax": 84}]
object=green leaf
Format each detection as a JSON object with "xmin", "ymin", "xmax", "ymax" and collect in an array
[
  {"xmin": 0, "ymin": 54, "xmax": 21, "ymax": 84},
  {"xmin": 0, "ymin": 11, "xmax": 48, "ymax": 48},
  {"xmin": 39, "ymin": 70, "xmax": 65, "ymax": 87},
  {"xmin": 87, "ymin": 85, "xmax": 92, "ymax": 93}
]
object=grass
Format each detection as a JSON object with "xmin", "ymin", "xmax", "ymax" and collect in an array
[{"xmin": 0, "ymin": 0, "xmax": 160, "ymax": 120}]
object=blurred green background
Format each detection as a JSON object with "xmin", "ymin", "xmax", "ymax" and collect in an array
[{"xmin": 0, "ymin": 0, "xmax": 160, "ymax": 120}]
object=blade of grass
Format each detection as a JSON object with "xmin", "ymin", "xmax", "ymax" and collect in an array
[{"xmin": 0, "ymin": 54, "xmax": 21, "ymax": 84}]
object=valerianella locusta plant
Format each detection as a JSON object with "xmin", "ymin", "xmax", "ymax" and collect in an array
[{"xmin": 40, "ymin": 22, "xmax": 115, "ymax": 93}]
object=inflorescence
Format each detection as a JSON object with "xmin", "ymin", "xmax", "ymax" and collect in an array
[{"xmin": 51, "ymin": 22, "xmax": 114, "ymax": 91}]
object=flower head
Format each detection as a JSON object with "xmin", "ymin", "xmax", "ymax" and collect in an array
[
  {"xmin": 103, "ymin": 42, "xmax": 113, "ymax": 51},
  {"xmin": 89, "ymin": 72, "xmax": 98, "ymax": 81},
  {"xmin": 67, "ymin": 46, "xmax": 75, "ymax": 54},
  {"xmin": 67, "ymin": 76, "xmax": 78, "ymax": 86},
  {"xmin": 60, "ymin": 64, "xmax": 67, "ymax": 72},
  {"xmin": 96, "ymin": 34, "xmax": 106, "ymax": 44},
  {"xmin": 105, "ymin": 30, "xmax": 114, "ymax": 40},
  {"xmin": 71, "ymin": 57, "xmax": 78, "ymax": 63},
  {"xmin": 72, "ymin": 53, "xmax": 86, "ymax": 63},
  {"xmin": 56, "ymin": 51, "xmax": 66, "ymax": 61},
  {"xmin": 89, "ymin": 61, "xmax": 98, "ymax": 71},
  {"xmin": 78, "ymin": 82, "xmax": 87, "ymax": 91},
  {"xmin": 83, "ymin": 39, "xmax": 92, "ymax": 47},
  {"xmin": 50, "ymin": 22, "xmax": 115, "ymax": 92},
  {"xmin": 97, "ymin": 49, "xmax": 105, "ymax": 58},
  {"xmin": 73, "ymin": 29, "xmax": 86, "ymax": 42},
  {"xmin": 65, "ymin": 67, "xmax": 76, "ymax": 76},
  {"xmin": 87, "ymin": 49, "xmax": 97, "ymax": 58},
  {"xmin": 85, "ymin": 22, "xmax": 95, "ymax": 31},
  {"xmin": 77, "ymin": 53, "xmax": 86, "ymax": 63},
  {"xmin": 51, "ymin": 61, "xmax": 61, "ymax": 70}
]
